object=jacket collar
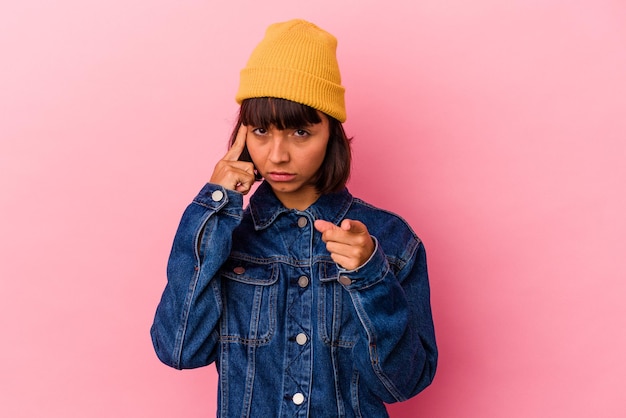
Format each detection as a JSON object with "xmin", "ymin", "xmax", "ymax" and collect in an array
[{"xmin": 249, "ymin": 181, "xmax": 353, "ymax": 230}]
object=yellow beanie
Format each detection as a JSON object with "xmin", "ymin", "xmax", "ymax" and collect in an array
[{"xmin": 235, "ymin": 19, "xmax": 346, "ymax": 122}]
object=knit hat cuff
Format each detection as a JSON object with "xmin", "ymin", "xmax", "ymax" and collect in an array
[{"xmin": 236, "ymin": 66, "xmax": 346, "ymax": 123}]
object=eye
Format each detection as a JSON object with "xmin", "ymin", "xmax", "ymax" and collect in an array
[
  {"xmin": 293, "ymin": 129, "xmax": 310, "ymax": 137},
  {"xmin": 251, "ymin": 127, "xmax": 268, "ymax": 135}
]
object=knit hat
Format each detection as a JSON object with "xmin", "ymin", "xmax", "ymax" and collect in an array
[{"xmin": 235, "ymin": 19, "xmax": 346, "ymax": 122}]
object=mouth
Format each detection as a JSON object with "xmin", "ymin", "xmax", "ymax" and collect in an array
[{"xmin": 267, "ymin": 171, "xmax": 296, "ymax": 182}]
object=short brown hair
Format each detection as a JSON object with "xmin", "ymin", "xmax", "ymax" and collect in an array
[{"xmin": 229, "ymin": 97, "xmax": 352, "ymax": 194}]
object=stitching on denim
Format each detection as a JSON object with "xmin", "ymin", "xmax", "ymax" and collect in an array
[
  {"xmin": 172, "ymin": 268, "xmax": 199, "ymax": 369},
  {"xmin": 191, "ymin": 200, "xmax": 243, "ymax": 221},
  {"xmin": 330, "ymin": 341, "xmax": 345, "ymax": 417},
  {"xmin": 351, "ymin": 370, "xmax": 362, "ymax": 418},
  {"xmin": 172, "ymin": 209, "xmax": 215, "ymax": 369},
  {"xmin": 219, "ymin": 338, "xmax": 229, "ymax": 416},
  {"xmin": 352, "ymin": 198, "xmax": 421, "ymax": 240},
  {"xmin": 349, "ymin": 291, "xmax": 406, "ymax": 402},
  {"xmin": 241, "ymin": 342, "xmax": 257, "ymax": 417},
  {"xmin": 227, "ymin": 252, "xmax": 331, "ymax": 269},
  {"xmin": 219, "ymin": 261, "xmax": 278, "ymax": 346},
  {"xmin": 318, "ymin": 262, "xmax": 357, "ymax": 348},
  {"xmin": 331, "ymin": 281, "xmax": 346, "ymax": 417}
]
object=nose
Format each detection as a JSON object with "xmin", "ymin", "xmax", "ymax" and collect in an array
[{"xmin": 268, "ymin": 133, "xmax": 290, "ymax": 164}]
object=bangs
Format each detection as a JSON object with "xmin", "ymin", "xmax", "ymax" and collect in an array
[{"xmin": 239, "ymin": 97, "xmax": 322, "ymax": 129}]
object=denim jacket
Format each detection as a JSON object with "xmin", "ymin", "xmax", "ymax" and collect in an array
[{"xmin": 151, "ymin": 181, "xmax": 437, "ymax": 417}]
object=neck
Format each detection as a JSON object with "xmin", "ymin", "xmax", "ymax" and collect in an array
[{"xmin": 273, "ymin": 187, "xmax": 320, "ymax": 211}]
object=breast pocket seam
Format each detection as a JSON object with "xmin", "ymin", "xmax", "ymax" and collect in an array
[
  {"xmin": 220, "ymin": 261, "xmax": 278, "ymax": 346},
  {"xmin": 318, "ymin": 262, "xmax": 357, "ymax": 348}
]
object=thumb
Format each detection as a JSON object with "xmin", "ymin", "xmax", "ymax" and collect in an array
[{"xmin": 314, "ymin": 219, "xmax": 338, "ymax": 233}]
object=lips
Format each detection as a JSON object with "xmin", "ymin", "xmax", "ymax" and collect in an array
[{"xmin": 267, "ymin": 172, "xmax": 296, "ymax": 182}]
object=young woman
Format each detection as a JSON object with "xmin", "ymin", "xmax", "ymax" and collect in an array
[{"xmin": 151, "ymin": 19, "xmax": 437, "ymax": 417}]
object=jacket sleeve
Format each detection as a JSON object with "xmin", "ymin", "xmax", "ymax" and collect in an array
[
  {"xmin": 150, "ymin": 183, "xmax": 243, "ymax": 369},
  {"xmin": 339, "ymin": 232, "xmax": 437, "ymax": 403}
]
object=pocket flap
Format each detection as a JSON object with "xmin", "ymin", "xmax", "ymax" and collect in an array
[{"xmin": 221, "ymin": 258, "xmax": 278, "ymax": 286}]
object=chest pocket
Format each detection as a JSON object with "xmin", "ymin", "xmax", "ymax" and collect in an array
[
  {"xmin": 318, "ymin": 261, "xmax": 360, "ymax": 348},
  {"xmin": 220, "ymin": 258, "xmax": 279, "ymax": 346}
]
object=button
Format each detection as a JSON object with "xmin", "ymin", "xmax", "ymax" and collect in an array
[
  {"xmin": 338, "ymin": 275, "xmax": 352, "ymax": 286},
  {"xmin": 297, "ymin": 276, "xmax": 309, "ymax": 288},
  {"xmin": 233, "ymin": 266, "xmax": 245, "ymax": 274},
  {"xmin": 297, "ymin": 217, "xmax": 308, "ymax": 228},
  {"xmin": 211, "ymin": 190, "xmax": 224, "ymax": 202},
  {"xmin": 292, "ymin": 392, "xmax": 305, "ymax": 405},
  {"xmin": 295, "ymin": 333, "xmax": 308, "ymax": 345}
]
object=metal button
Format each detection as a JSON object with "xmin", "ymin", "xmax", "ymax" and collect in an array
[
  {"xmin": 297, "ymin": 217, "xmax": 308, "ymax": 228},
  {"xmin": 292, "ymin": 392, "xmax": 305, "ymax": 405},
  {"xmin": 297, "ymin": 276, "xmax": 309, "ymax": 288},
  {"xmin": 233, "ymin": 266, "xmax": 245, "ymax": 275},
  {"xmin": 211, "ymin": 190, "xmax": 224, "ymax": 202},
  {"xmin": 338, "ymin": 275, "xmax": 352, "ymax": 286},
  {"xmin": 295, "ymin": 333, "xmax": 308, "ymax": 345}
]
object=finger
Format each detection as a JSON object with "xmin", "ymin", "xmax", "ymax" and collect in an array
[
  {"xmin": 330, "ymin": 254, "xmax": 358, "ymax": 271},
  {"xmin": 340, "ymin": 219, "xmax": 368, "ymax": 234},
  {"xmin": 324, "ymin": 241, "xmax": 358, "ymax": 258},
  {"xmin": 327, "ymin": 248, "xmax": 364, "ymax": 271},
  {"xmin": 231, "ymin": 160, "xmax": 255, "ymax": 174},
  {"xmin": 314, "ymin": 219, "xmax": 339, "ymax": 234},
  {"xmin": 325, "ymin": 237, "xmax": 374, "ymax": 270},
  {"xmin": 210, "ymin": 160, "xmax": 256, "ymax": 191},
  {"xmin": 320, "ymin": 220, "xmax": 369, "ymax": 244},
  {"xmin": 212, "ymin": 160, "xmax": 254, "ymax": 179},
  {"xmin": 224, "ymin": 124, "xmax": 248, "ymax": 161},
  {"xmin": 316, "ymin": 221, "xmax": 346, "ymax": 245},
  {"xmin": 234, "ymin": 176, "xmax": 255, "ymax": 195}
]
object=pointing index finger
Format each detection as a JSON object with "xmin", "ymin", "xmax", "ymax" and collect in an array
[
  {"xmin": 340, "ymin": 219, "xmax": 368, "ymax": 234},
  {"xmin": 224, "ymin": 124, "xmax": 248, "ymax": 161}
]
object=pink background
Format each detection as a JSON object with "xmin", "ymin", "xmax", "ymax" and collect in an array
[{"xmin": 1, "ymin": 1, "xmax": 625, "ymax": 417}]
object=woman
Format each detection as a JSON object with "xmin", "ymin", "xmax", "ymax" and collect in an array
[{"xmin": 151, "ymin": 19, "xmax": 437, "ymax": 417}]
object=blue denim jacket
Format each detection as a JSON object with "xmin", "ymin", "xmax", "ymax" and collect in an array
[{"xmin": 151, "ymin": 181, "xmax": 437, "ymax": 417}]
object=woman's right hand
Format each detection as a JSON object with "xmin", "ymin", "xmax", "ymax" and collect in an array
[{"xmin": 209, "ymin": 125, "xmax": 256, "ymax": 195}]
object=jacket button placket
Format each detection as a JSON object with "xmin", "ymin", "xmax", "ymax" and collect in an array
[{"xmin": 282, "ymin": 213, "xmax": 313, "ymax": 416}]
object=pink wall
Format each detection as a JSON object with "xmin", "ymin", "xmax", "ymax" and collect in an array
[{"xmin": 1, "ymin": 1, "xmax": 625, "ymax": 416}]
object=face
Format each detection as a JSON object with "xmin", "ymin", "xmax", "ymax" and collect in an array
[{"xmin": 246, "ymin": 112, "xmax": 330, "ymax": 210}]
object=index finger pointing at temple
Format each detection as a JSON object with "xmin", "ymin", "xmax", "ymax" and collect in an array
[{"xmin": 224, "ymin": 124, "xmax": 248, "ymax": 161}]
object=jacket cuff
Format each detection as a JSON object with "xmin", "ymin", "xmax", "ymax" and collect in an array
[
  {"xmin": 337, "ymin": 236, "xmax": 389, "ymax": 290},
  {"xmin": 192, "ymin": 183, "xmax": 244, "ymax": 216}
]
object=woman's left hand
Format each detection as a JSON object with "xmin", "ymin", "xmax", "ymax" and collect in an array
[{"xmin": 314, "ymin": 219, "xmax": 375, "ymax": 271}]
